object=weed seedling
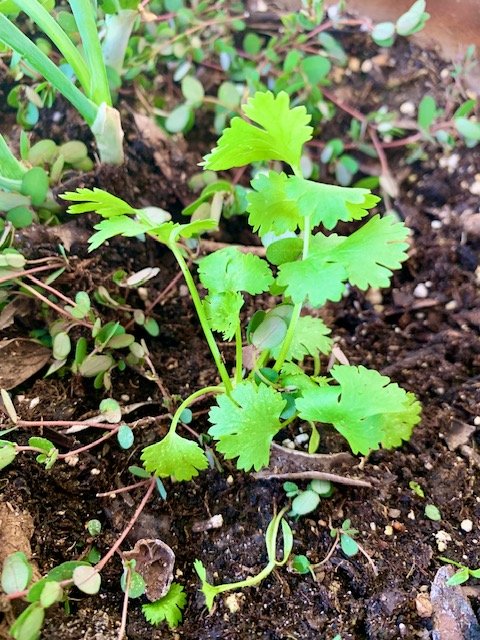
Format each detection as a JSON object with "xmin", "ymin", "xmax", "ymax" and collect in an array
[{"xmin": 439, "ymin": 557, "xmax": 480, "ymax": 586}]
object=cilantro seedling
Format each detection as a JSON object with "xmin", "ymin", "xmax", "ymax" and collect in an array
[
  {"xmin": 63, "ymin": 90, "xmax": 420, "ymax": 484},
  {"xmin": 330, "ymin": 519, "xmax": 360, "ymax": 558}
]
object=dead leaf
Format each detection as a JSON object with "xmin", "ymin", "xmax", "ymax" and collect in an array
[
  {"xmin": 122, "ymin": 538, "xmax": 175, "ymax": 602},
  {"xmin": 0, "ymin": 298, "xmax": 33, "ymax": 331},
  {"xmin": 0, "ymin": 339, "xmax": 50, "ymax": 390},
  {"xmin": 444, "ymin": 420, "xmax": 476, "ymax": 451}
]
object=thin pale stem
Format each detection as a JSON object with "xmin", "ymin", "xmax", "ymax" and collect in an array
[
  {"xmin": 95, "ymin": 478, "xmax": 156, "ymax": 572},
  {"xmin": 168, "ymin": 386, "xmax": 224, "ymax": 435},
  {"xmin": 234, "ymin": 323, "xmax": 243, "ymax": 385},
  {"xmin": 169, "ymin": 242, "xmax": 233, "ymax": 393}
]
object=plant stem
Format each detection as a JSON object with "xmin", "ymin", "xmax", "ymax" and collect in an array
[
  {"xmin": 234, "ymin": 323, "xmax": 243, "ymax": 385},
  {"xmin": 168, "ymin": 386, "xmax": 224, "ymax": 435},
  {"xmin": 102, "ymin": 9, "xmax": 138, "ymax": 75},
  {"xmin": 273, "ymin": 212, "xmax": 311, "ymax": 372},
  {"xmin": 12, "ymin": 0, "xmax": 91, "ymax": 94},
  {"xmin": 95, "ymin": 478, "xmax": 156, "ymax": 572},
  {"xmin": 169, "ymin": 242, "xmax": 233, "ymax": 393},
  {"xmin": 0, "ymin": 15, "xmax": 98, "ymax": 124},
  {"xmin": 68, "ymin": 0, "xmax": 112, "ymax": 106}
]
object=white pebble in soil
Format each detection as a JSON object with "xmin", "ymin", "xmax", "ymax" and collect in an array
[
  {"xmin": 413, "ymin": 283, "xmax": 429, "ymax": 299},
  {"xmin": 461, "ymin": 519, "xmax": 473, "ymax": 533}
]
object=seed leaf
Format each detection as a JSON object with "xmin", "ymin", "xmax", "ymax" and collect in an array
[
  {"xmin": 141, "ymin": 432, "xmax": 208, "ymax": 481},
  {"xmin": 208, "ymin": 382, "xmax": 286, "ymax": 471},
  {"xmin": 296, "ymin": 365, "xmax": 421, "ymax": 455},
  {"xmin": 142, "ymin": 582, "xmax": 187, "ymax": 628},
  {"xmin": 203, "ymin": 91, "xmax": 313, "ymax": 171},
  {"xmin": 1, "ymin": 552, "xmax": 32, "ymax": 594},
  {"xmin": 198, "ymin": 246, "xmax": 273, "ymax": 295},
  {"xmin": 72, "ymin": 566, "xmax": 101, "ymax": 595}
]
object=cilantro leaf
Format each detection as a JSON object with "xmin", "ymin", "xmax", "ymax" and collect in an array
[
  {"xmin": 203, "ymin": 91, "xmax": 313, "ymax": 171},
  {"xmin": 276, "ymin": 215, "xmax": 410, "ymax": 305},
  {"xmin": 208, "ymin": 382, "xmax": 286, "ymax": 471},
  {"xmin": 285, "ymin": 177, "xmax": 380, "ymax": 230},
  {"xmin": 276, "ymin": 248, "xmax": 347, "ymax": 307},
  {"xmin": 60, "ymin": 188, "xmax": 137, "ymax": 217},
  {"xmin": 271, "ymin": 315, "xmax": 332, "ymax": 361},
  {"xmin": 247, "ymin": 171, "xmax": 303, "ymax": 237},
  {"xmin": 198, "ymin": 246, "xmax": 273, "ymax": 295},
  {"xmin": 88, "ymin": 216, "xmax": 151, "ymax": 251},
  {"xmin": 203, "ymin": 291, "xmax": 244, "ymax": 340},
  {"xmin": 296, "ymin": 365, "xmax": 421, "ymax": 455},
  {"xmin": 328, "ymin": 215, "xmax": 410, "ymax": 289},
  {"xmin": 142, "ymin": 583, "xmax": 187, "ymax": 628},
  {"xmin": 141, "ymin": 432, "xmax": 208, "ymax": 481}
]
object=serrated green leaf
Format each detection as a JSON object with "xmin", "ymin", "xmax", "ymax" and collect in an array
[
  {"xmin": 141, "ymin": 432, "xmax": 208, "ymax": 481},
  {"xmin": 87, "ymin": 216, "xmax": 150, "ymax": 252},
  {"xmin": 60, "ymin": 188, "xmax": 137, "ymax": 217},
  {"xmin": 327, "ymin": 215, "xmax": 410, "ymax": 289},
  {"xmin": 271, "ymin": 315, "xmax": 331, "ymax": 361},
  {"xmin": 203, "ymin": 291, "xmax": 243, "ymax": 340},
  {"xmin": 198, "ymin": 246, "xmax": 273, "ymax": 295},
  {"xmin": 208, "ymin": 382, "xmax": 286, "ymax": 471},
  {"xmin": 296, "ymin": 365, "xmax": 421, "ymax": 455},
  {"xmin": 247, "ymin": 171, "xmax": 302, "ymax": 237},
  {"xmin": 285, "ymin": 177, "xmax": 380, "ymax": 230},
  {"xmin": 277, "ymin": 248, "xmax": 347, "ymax": 307},
  {"xmin": 203, "ymin": 91, "xmax": 313, "ymax": 171},
  {"xmin": 142, "ymin": 582, "xmax": 187, "ymax": 628}
]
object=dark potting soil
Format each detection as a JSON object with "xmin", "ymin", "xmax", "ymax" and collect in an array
[{"xmin": 0, "ymin": 28, "xmax": 479, "ymax": 640}]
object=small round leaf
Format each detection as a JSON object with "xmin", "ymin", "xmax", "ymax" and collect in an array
[{"xmin": 72, "ymin": 566, "xmax": 101, "ymax": 594}]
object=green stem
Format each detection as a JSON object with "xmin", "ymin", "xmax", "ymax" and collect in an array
[
  {"xmin": 273, "ymin": 165, "xmax": 310, "ymax": 372},
  {"xmin": 12, "ymin": 0, "xmax": 91, "ymax": 94},
  {"xmin": 68, "ymin": 0, "xmax": 112, "ymax": 106},
  {"xmin": 169, "ymin": 241, "xmax": 233, "ymax": 394},
  {"xmin": 0, "ymin": 15, "xmax": 98, "ymax": 124},
  {"xmin": 234, "ymin": 322, "xmax": 243, "ymax": 385},
  {"xmin": 169, "ymin": 385, "xmax": 224, "ymax": 436}
]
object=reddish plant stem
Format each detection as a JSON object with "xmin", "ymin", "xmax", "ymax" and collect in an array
[
  {"xmin": 321, "ymin": 87, "xmax": 367, "ymax": 123},
  {"xmin": 26, "ymin": 273, "xmax": 77, "ymax": 308},
  {"xmin": 95, "ymin": 478, "xmax": 156, "ymax": 572},
  {"xmin": 124, "ymin": 270, "xmax": 184, "ymax": 331},
  {"xmin": 58, "ymin": 428, "xmax": 120, "ymax": 459},
  {"xmin": 0, "ymin": 263, "xmax": 63, "ymax": 286},
  {"xmin": 96, "ymin": 479, "xmax": 151, "ymax": 498},
  {"xmin": 17, "ymin": 419, "xmax": 117, "ymax": 430},
  {"xmin": 13, "ymin": 279, "xmax": 91, "ymax": 328},
  {"xmin": 368, "ymin": 128, "xmax": 389, "ymax": 175}
]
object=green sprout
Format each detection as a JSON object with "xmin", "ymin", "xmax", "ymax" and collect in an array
[
  {"xmin": 193, "ymin": 507, "xmax": 292, "ymax": 610},
  {"xmin": 440, "ymin": 557, "xmax": 480, "ymax": 586}
]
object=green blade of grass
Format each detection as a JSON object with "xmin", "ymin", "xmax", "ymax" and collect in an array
[
  {"xmin": 12, "ymin": 0, "xmax": 91, "ymax": 95},
  {"xmin": 0, "ymin": 14, "xmax": 98, "ymax": 124},
  {"xmin": 0, "ymin": 135, "xmax": 26, "ymax": 180},
  {"xmin": 67, "ymin": 0, "xmax": 112, "ymax": 106}
]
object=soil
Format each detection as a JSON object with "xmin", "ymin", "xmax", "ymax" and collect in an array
[{"xmin": 1, "ymin": 18, "xmax": 480, "ymax": 640}]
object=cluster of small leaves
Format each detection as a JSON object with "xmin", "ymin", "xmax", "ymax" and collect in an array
[
  {"xmin": 284, "ymin": 479, "xmax": 334, "ymax": 517},
  {"xmin": 371, "ymin": 0, "xmax": 430, "ymax": 47},
  {"xmin": 1, "ymin": 554, "xmax": 100, "ymax": 640}
]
